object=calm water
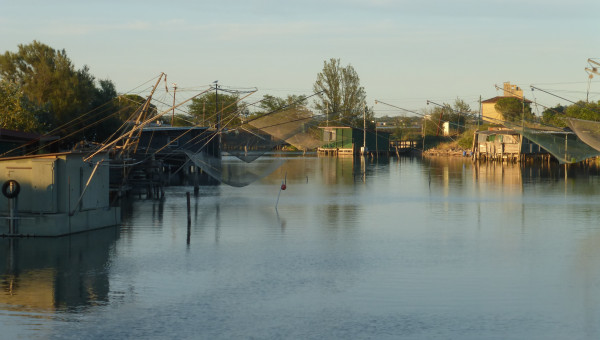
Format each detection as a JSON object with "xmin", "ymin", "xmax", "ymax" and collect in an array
[{"xmin": 2, "ymin": 155, "xmax": 600, "ymax": 339}]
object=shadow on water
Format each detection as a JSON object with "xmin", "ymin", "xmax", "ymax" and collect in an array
[{"xmin": 0, "ymin": 226, "xmax": 119, "ymax": 313}]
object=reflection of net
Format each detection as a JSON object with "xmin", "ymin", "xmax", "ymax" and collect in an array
[
  {"xmin": 184, "ymin": 150, "xmax": 284, "ymax": 187},
  {"xmin": 566, "ymin": 118, "xmax": 600, "ymax": 152},
  {"xmin": 502, "ymin": 120, "xmax": 600, "ymax": 164}
]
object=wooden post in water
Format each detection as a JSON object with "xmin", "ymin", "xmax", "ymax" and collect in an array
[{"xmin": 186, "ymin": 192, "xmax": 191, "ymax": 244}]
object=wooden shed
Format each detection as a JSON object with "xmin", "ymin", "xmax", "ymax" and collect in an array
[
  {"xmin": 472, "ymin": 128, "xmax": 550, "ymax": 162},
  {"xmin": 318, "ymin": 127, "xmax": 390, "ymax": 156}
]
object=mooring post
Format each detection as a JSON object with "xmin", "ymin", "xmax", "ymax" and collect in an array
[
  {"xmin": 8, "ymin": 197, "xmax": 17, "ymax": 234},
  {"xmin": 193, "ymin": 168, "xmax": 199, "ymax": 196},
  {"xmin": 186, "ymin": 192, "xmax": 191, "ymax": 244},
  {"xmin": 186, "ymin": 192, "xmax": 191, "ymax": 225}
]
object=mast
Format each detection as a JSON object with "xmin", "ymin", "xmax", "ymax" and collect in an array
[{"xmin": 120, "ymin": 73, "xmax": 166, "ymax": 157}]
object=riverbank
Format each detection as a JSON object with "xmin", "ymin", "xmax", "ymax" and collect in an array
[{"xmin": 423, "ymin": 140, "xmax": 470, "ymax": 157}]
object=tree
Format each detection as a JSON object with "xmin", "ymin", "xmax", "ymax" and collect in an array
[
  {"xmin": 115, "ymin": 94, "xmax": 158, "ymax": 122},
  {"xmin": 188, "ymin": 91, "xmax": 241, "ymax": 127},
  {"xmin": 495, "ymin": 97, "xmax": 533, "ymax": 122},
  {"xmin": 541, "ymin": 102, "xmax": 600, "ymax": 128},
  {"xmin": 541, "ymin": 104, "xmax": 567, "ymax": 127},
  {"xmin": 422, "ymin": 102, "xmax": 467, "ymax": 136},
  {"xmin": 313, "ymin": 58, "xmax": 370, "ymax": 127},
  {"xmin": 0, "ymin": 41, "xmax": 121, "ymax": 144},
  {"xmin": 0, "ymin": 79, "xmax": 47, "ymax": 132}
]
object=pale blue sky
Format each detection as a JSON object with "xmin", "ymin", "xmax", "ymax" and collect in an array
[{"xmin": 1, "ymin": 0, "xmax": 599, "ymax": 116}]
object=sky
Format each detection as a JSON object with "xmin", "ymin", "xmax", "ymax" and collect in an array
[{"xmin": 2, "ymin": 0, "xmax": 600, "ymax": 117}]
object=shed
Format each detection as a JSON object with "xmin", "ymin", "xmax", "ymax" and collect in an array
[
  {"xmin": 0, "ymin": 152, "xmax": 120, "ymax": 236},
  {"xmin": 318, "ymin": 126, "xmax": 390, "ymax": 156},
  {"xmin": 473, "ymin": 128, "xmax": 550, "ymax": 162}
]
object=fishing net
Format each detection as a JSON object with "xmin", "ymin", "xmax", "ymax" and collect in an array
[
  {"xmin": 221, "ymin": 108, "xmax": 324, "ymax": 163},
  {"xmin": 221, "ymin": 126, "xmax": 281, "ymax": 163},
  {"xmin": 565, "ymin": 118, "xmax": 600, "ymax": 153},
  {"xmin": 246, "ymin": 108, "xmax": 323, "ymax": 150},
  {"xmin": 184, "ymin": 150, "xmax": 284, "ymax": 187},
  {"xmin": 501, "ymin": 120, "xmax": 600, "ymax": 164}
]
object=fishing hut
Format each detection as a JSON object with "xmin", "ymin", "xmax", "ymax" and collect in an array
[
  {"xmin": 0, "ymin": 152, "xmax": 120, "ymax": 237},
  {"xmin": 127, "ymin": 126, "xmax": 220, "ymax": 194},
  {"xmin": 472, "ymin": 128, "xmax": 552, "ymax": 163},
  {"xmin": 318, "ymin": 127, "xmax": 391, "ymax": 156}
]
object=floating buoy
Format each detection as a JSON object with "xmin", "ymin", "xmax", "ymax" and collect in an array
[{"xmin": 281, "ymin": 183, "xmax": 286, "ymax": 190}]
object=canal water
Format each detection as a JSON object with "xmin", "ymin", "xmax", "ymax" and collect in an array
[{"xmin": 2, "ymin": 155, "xmax": 600, "ymax": 339}]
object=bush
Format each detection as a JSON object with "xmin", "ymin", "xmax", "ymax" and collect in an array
[{"xmin": 457, "ymin": 130, "xmax": 474, "ymax": 149}]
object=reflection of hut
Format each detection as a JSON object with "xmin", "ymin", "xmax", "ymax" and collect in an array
[
  {"xmin": 318, "ymin": 127, "xmax": 390, "ymax": 156},
  {"xmin": 0, "ymin": 227, "xmax": 117, "ymax": 310},
  {"xmin": 473, "ymin": 128, "xmax": 550, "ymax": 162}
]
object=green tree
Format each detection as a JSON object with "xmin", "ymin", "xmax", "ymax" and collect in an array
[
  {"xmin": 313, "ymin": 58, "xmax": 370, "ymax": 127},
  {"xmin": 541, "ymin": 104, "xmax": 567, "ymax": 127},
  {"xmin": 256, "ymin": 94, "xmax": 308, "ymax": 114},
  {"xmin": 494, "ymin": 97, "xmax": 533, "ymax": 122},
  {"xmin": 188, "ymin": 91, "xmax": 240, "ymax": 127},
  {"xmin": 0, "ymin": 79, "xmax": 47, "ymax": 132},
  {"xmin": 565, "ymin": 101, "xmax": 600, "ymax": 121},
  {"xmin": 0, "ymin": 41, "xmax": 121, "ymax": 144},
  {"xmin": 115, "ymin": 94, "xmax": 158, "ymax": 122},
  {"xmin": 422, "ymin": 103, "xmax": 466, "ymax": 136}
]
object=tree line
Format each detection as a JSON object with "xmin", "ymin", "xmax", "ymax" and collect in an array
[
  {"xmin": 3, "ymin": 41, "xmax": 596, "ymax": 153},
  {"xmin": 0, "ymin": 42, "xmax": 374, "ymax": 150}
]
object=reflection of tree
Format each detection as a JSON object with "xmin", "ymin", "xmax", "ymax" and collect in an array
[{"xmin": 0, "ymin": 227, "xmax": 118, "ymax": 312}]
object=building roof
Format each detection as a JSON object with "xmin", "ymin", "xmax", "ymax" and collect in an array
[
  {"xmin": 482, "ymin": 96, "xmax": 532, "ymax": 104},
  {"xmin": 0, "ymin": 128, "xmax": 58, "ymax": 142}
]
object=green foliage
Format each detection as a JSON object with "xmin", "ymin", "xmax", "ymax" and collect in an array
[
  {"xmin": 115, "ymin": 94, "xmax": 158, "ymax": 122},
  {"xmin": 541, "ymin": 101, "xmax": 600, "ymax": 128},
  {"xmin": 541, "ymin": 104, "xmax": 567, "ymax": 127},
  {"xmin": 0, "ymin": 79, "xmax": 47, "ymax": 132},
  {"xmin": 457, "ymin": 129, "xmax": 475, "ymax": 149},
  {"xmin": 313, "ymin": 58, "xmax": 370, "ymax": 127},
  {"xmin": 255, "ymin": 94, "xmax": 308, "ymax": 114},
  {"xmin": 0, "ymin": 41, "xmax": 122, "ymax": 145},
  {"xmin": 422, "ymin": 103, "xmax": 467, "ymax": 136},
  {"xmin": 565, "ymin": 101, "xmax": 600, "ymax": 121},
  {"xmin": 188, "ymin": 91, "xmax": 241, "ymax": 127},
  {"xmin": 494, "ymin": 97, "xmax": 533, "ymax": 122}
]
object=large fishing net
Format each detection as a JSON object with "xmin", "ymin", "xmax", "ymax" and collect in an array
[
  {"xmin": 221, "ymin": 108, "xmax": 323, "ymax": 163},
  {"xmin": 565, "ymin": 118, "xmax": 600, "ymax": 153},
  {"xmin": 186, "ymin": 108, "xmax": 331, "ymax": 186},
  {"xmin": 184, "ymin": 150, "xmax": 285, "ymax": 187},
  {"xmin": 501, "ymin": 120, "xmax": 600, "ymax": 164}
]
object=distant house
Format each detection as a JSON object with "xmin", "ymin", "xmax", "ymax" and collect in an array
[
  {"xmin": 482, "ymin": 82, "xmax": 531, "ymax": 122},
  {"xmin": 318, "ymin": 126, "xmax": 390, "ymax": 156}
]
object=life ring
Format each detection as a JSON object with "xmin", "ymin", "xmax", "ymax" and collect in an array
[{"xmin": 2, "ymin": 180, "xmax": 20, "ymax": 199}]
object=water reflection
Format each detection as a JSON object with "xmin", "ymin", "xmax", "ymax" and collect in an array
[
  {"xmin": 0, "ymin": 227, "xmax": 119, "ymax": 312},
  {"xmin": 424, "ymin": 156, "xmax": 600, "ymax": 197},
  {"xmin": 5, "ymin": 156, "xmax": 600, "ymax": 339}
]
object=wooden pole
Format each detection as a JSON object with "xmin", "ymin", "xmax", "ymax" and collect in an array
[{"xmin": 186, "ymin": 192, "xmax": 191, "ymax": 244}]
